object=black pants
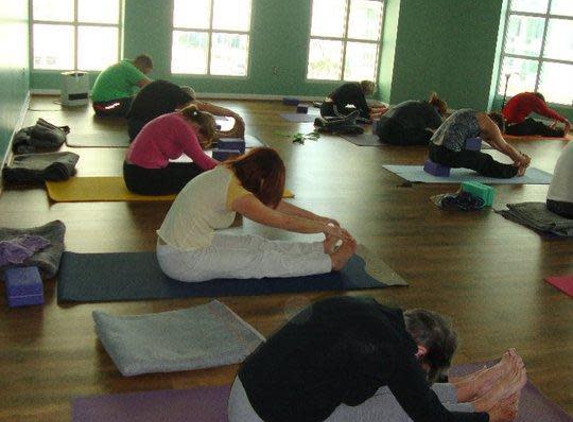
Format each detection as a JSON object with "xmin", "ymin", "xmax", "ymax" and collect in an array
[
  {"xmin": 320, "ymin": 102, "xmax": 370, "ymax": 124},
  {"xmin": 123, "ymin": 160, "xmax": 203, "ymax": 195},
  {"xmin": 127, "ymin": 117, "xmax": 148, "ymax": 142},
  {"xmin": 92, "ymin": 97, "xmax": 133, "ymax": 118},
  {"xmin": 429, "ymin": 144, "xmax": 518, "ymax": 178},
  {"xmin": 506, "ymin": 118, "xmax": 564, "ymax": 137},
  {"xmin": 547, "ymin": 199, "xmax": 573, "ymax": 219},
  {"xmin": 376, "ymin": 117, "xmax": 432, "ymax": 146}
]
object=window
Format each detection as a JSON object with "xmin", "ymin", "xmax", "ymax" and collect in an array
[
  {"xmin": 31, "ymin": 0, "xmax": 122, "ymax": 71},
  {"xmin": 307, "ymin": 0, "xmax": 384, "ymax": 81},
  {"xmin": 171, "ymin": 0, "xmax": 252, "ymax": 76},
  {"xmin": 498, "ymin": 0, "xmax": 573, "ymax": 105}
]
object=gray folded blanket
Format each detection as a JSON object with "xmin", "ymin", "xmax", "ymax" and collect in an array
[
  {"xmin": 496, "ymin": 202, "xmax": 573, "ymax": 237},
  {"xmin": 3, "ymin": 152, "xmax": 79, "ymax": 183},
  {"xmin": 0, "ymin": 220, "xmax": 66, "ymax": 278},
  {"xmin": 93, "ymin": 300, "xmax": 265, "ymax": 376}
]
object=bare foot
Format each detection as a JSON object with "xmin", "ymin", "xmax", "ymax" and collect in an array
[
  {"xmin": 323, "ymin": 233, "xmax": 339, "ymax": 254},
  {"xmin": 330, "ymin": 238, "xmax": 357, "ymax": 271},
  {"xmin": 472, "ymin": 350, "xmax": 518, "ymax": 397},
  {"xmin": 472, "ymin": 356, "xmax": 526, "ymax": 412},
  {"xmin": 488, "ymin": 394, "xmax": 519, "ymax": 422}
]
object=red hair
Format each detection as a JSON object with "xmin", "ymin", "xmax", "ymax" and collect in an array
[{"xmin": 226, "ymin": 147, "xmax": 286, "ymax": 208}]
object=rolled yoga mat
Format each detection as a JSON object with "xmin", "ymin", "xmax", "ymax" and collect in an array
[
  {"xmin": 72, "ymin": 363, "xmax": 573, "ymax": 422},
  {"xmin": 382, "ymin": 165, "xmax": 553, "ymax": 184},
  {"xmin": 57, "ymin": 250, "xmax": 404, "ymax": 303}
]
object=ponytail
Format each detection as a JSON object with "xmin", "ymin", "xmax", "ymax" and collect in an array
[
  {"xmin": 180, "ymin": 104, "xmax": 216, "ymax": 148},
  {"xmin": 429, "ymin": 92, "xmax": 448, "ymax": 116}
]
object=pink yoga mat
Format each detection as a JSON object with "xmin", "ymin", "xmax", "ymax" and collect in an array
[
  {"xmin": 544, "ymin": 275, "xmax": 573, "ymax": 297},
  {"xmin": 72, "ymin": 365, "xmax": 572, "ymax": 422}
]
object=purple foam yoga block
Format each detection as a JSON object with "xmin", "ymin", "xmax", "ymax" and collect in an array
[
  {"xmin": 296, "ymin": 105, "xmax": 309, "ymax": 114},
  {"xmin": 465, "ymin": 137, "xmax": 482, "ymax": 151},
  {"xmin": 212, "ymin": 148, "xmax": 241, "ymax": 161},
  {"xmin": 423, "ymin": 159, "xmax": 451, "ymax": 177},
  {"xmin": 217, "ymin": 138, "xmax": 245, "ymax": 153},
  {"xmin": 283, "ymin": 97, "xmax": 300, "ymax": 106},
  {"xmin": 4, "ymin": 266, "xmax": 44, "ymax": 307}
]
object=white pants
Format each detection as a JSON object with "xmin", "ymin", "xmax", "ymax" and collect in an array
[
  {"xmin": 227, "ymin": 378, "xmax": 475, "ymax": 422},
  {"xmin": 157, "ymin": 232, "xmax": 332, "ymax": 282}
]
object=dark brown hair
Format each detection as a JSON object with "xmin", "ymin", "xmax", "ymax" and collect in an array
[
  {"xmin": 180, "ymin": 104, "xmax": 216, "ymax": 149},
  {"xmin": 226, "ymin": 147, "xmax": 286, "ymax": 209},
  {"xmin": 133, "ymin": 54, "xmax": 153, "ymax": 72},
  {"xmin": 428, "ymin": 92, "xmax": 448, "ymax": 116},
  {"xmin": 488, "ymin": 111, "xmax": 506, "ymax": 134}
]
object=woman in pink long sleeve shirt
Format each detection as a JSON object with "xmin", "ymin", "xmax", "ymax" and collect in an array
[{"xmin": 123, "ymin": 105, "xmax": 219, "ymax": 195}]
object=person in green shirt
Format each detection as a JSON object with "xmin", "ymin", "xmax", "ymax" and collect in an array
[{"xmin": 91, "ymin": 54, "xmax": 153, "ymax": 117}]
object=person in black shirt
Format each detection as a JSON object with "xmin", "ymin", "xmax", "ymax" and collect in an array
[
  {"xmin": 376, "ymin": 92, "xmax": 448, "ymax": 146},
  {"xmin": 228, "ymin": 296, "xmax": 525, "ymax": 422},
  {"xmin": 126, "ymin": 80, "xmax": 245, "ymax": 142},
  {"xmin": 320, "ymin": 81, "xmax": 383, "ymax": 124}
]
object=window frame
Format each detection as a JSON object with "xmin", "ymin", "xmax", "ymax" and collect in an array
[
  {"xmin": 29, "ymin": 0, "xmax": 123, "ymax": 72},
  {"xmin": 170, "ymin": 0, "xmax": 252, "ymax": 77},
  {"xmin": 497, "ymin": 0, "xmax": 573, "ymax": 105},
  {"xmin": 306, "ymin": 0, "xmax": 385, "ymax": 82}
]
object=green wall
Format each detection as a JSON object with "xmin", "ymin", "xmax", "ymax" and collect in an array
[
  {"xmin": 27, "ymin": 0, "xmax": 573, "ymax": 120},
  {"xmin": 0, "ymin": 0, "xmax": 30, "ymax": 163}
]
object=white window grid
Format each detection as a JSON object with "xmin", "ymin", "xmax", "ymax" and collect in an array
[
  {"xmin": 29, "ymin": 0, "xmax": 123, "ymax": 71},
  {"xmin": 498, "ymin": 0, "xmax": 573, "ymax": 102},
  {"xmin": 171, "ymin": 0, "xmax": 251, "ymax": 76},
  {"xmin": 306, "ymin": 0, "xmax": 385, "ymax": 82}
]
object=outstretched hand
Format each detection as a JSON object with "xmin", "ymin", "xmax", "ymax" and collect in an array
[{"xmin": 323, "ymin": 224, "xmax": 354, "ymax": 242}]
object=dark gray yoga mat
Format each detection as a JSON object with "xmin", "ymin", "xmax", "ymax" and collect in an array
[
  {"xmin": 279, "ymin": 113, "xmax": 318, "ymax": 123},
  {"xmin": 57, "ymin": 251, "xmax": 390, "ymax": 302},
  {"xmin": 341, "ymin": 132, "xmax": 381, "ymax": 146}
]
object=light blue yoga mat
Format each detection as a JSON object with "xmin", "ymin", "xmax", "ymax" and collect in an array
[
  {"xmin": 382, "ymin": 165, "xmax": 553, "ymax": 184},
  {"xmin": 280, "ymin": 113, "xmax": 318, "ymax": 123}
]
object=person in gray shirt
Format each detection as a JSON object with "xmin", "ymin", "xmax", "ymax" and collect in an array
[{"xmin": 429, "ymin": 109, "xmax": 530, "ymax": 178}]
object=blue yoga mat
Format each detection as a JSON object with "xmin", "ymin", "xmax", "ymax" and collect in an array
[
  {"xmin": 57, "ymin": 251, "xmax": 389, "ymax": 303},
  {"xmin": 280, "ymin": 113, "xmax": 318, "ymax": 123},
  {"xmin": 382, "ymin": 165, "xmax": 553, "ymax": 184}
]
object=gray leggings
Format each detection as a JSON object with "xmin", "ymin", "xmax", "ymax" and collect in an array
[{"xmin": 227, "ymin": 377, "xmax": 475, "ymax": 422}]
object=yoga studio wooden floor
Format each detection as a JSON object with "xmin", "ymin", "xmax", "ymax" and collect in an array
[{"xmin": 0, "ymin": 96, "xmax": 571, "ymax": 421}]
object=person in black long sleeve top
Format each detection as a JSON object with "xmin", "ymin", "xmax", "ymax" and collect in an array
[
  {"xmin": 321, "ymin": 81, "xmax": 379, "ymax": 124},
  {"xmin": 228, "ymin": 296, "xmax": 525, "ymax": 422}
]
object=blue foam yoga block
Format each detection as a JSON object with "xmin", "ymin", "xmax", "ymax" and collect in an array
[
  {"xmin": 461, "ymin": 181, "xmax": 495, "ymax": 206},
  {"xmin": 423, "ymin": 159, "xmax": 451, "ymax": 177},
  {"xmin": 212, "ymin": 148, "xmax": 241, "ymax": 161},
  {"xmin": 465, "ymin": 137, "xmax": 482, "ymax": 151},
  {"xmin": 217, "ymin": 138, "xmax": 245, "ymax": 153},
  {"xmin": 4, "ymin": 266, "xmax": 44, "ymax": 307},
  {"xmin": 283, "ymin": 97, "xmax": 300, "ymax": 106}
]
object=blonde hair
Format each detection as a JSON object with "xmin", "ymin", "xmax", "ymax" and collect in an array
[
  {"xmin": 180, "ymin": 104, "xmax": 216, "ymax": 149},
  {"xmin": 360, "ymin": 80, "xmax": 376, "ymax": 96},
  {"xmin": 429, "ymin": 92, "xmax": 448, "ymax": 116}
]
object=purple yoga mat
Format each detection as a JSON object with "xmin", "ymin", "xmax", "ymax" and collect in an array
[
  {"xmin": 73, "ymin": 364, "xmax": 572, "ymax": 421},
  {"xmin": 450, "ymin": 363, "xmax": 572, "ymax": 422},
  {"xmin": 72, "ymin": 385, "xmax": 230, "ymax": 422}
]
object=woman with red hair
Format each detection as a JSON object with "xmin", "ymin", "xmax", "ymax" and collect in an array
[{"xmin": 156, "ymin": 147, "xmax": 356, "ymax": 282}]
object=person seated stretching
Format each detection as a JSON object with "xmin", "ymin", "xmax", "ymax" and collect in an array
[
  {"xmin": 123, "ymin": 105, "xmax": 218, "ymax": 195},
  {"xmin": 502, "ymin": 92, "xmax": 570, "ymax": 137},
  {"xmin": 91, "ymin": 54, "xmax": 153, "ymax": 117},
  {"xmin": 126, "ymin": 82, "xmax": 245, "ymax": 141},
  {"xmin": 547, "ymin": 142, "xmax": 573, "ymax": 219},
  {"xmin": 320, "ymin": 80, "xmax": 383, "ymax": 124},
  {"xmin": 229, "ymin": 295, "xmax": 526, "ymax": 422},
  {"xmin": 156, "ymin": 147, "xmax": 356, "ymax": 282},
  {"xmin": 429, "ymin": 109, "xmax": 531, "ymax": 178},
  {"xmin": 376, "ymin": 92, "xmax": 448, "ymax": 146}
]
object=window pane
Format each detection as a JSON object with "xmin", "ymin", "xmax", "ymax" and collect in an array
[
  {"xmin": 343, "ymin": 41, "xmax": 378, "ymax": 81},
  {"xmin": 78, "ymin": 0, "xmax": 119, "ymax": 24},
  {"xmin": 173, "ymin": 0, "xmax": 210, "ymax": 29},
  {"xmin": 307, "ymin": 39, "xmax": 343, "ymax": 80},
  {"xmin": 347, "ymin": 0, "xmax": 383, "ymax": 41},
  {"xmin": 538, "ymin": 62, "xmax": 573, "ymax": 105},
  {"xmin": 311, "ymin": 0, "xmax": 347, "ymax": 38},
  {"xmin": 210, "ymin": 33, "xmax": 249, "ymax": 76},
  {"xmin": 510, "ymin": 0, "xmax": 548, "ymax": 14},
  {"xmin": 504, "ymin": 15, "xmax": 545, "ymax": 57},
  {"xmin": 543, "ymin": 19, "xmax": 573, "ymax": 60},
  {"xmin": 213, "ymin": 0, "xmax": 251, "ymax": 31},
  {"xmin": 171, "ymin": 31, "xmax": 209, "ymax": 74},
  {"xmin": 78, "ymin": 26, "xmax": 118, "ymax": 70},
  {"xmin": 33, "ymin": 0, "xmax": 74, "ymax": 22},
  {"xmin": 33, "ymin": 24, "xmax": 74, "ymax": 70},
  {"xmin": 498, "ymin": 57, "xmax": 539, "ymax": 96},
  {"xmin": 551, "ymin": 0, "xmax": 573, "ymax": 16}
]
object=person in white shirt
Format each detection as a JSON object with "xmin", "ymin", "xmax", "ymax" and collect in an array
[
  {"xmin": 547, "ymin": 142, "xmax": 573, "ymax": 218},
  {"xmin": 156, "ymin": 147, "xmax": 356, "ymax": 282}
]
